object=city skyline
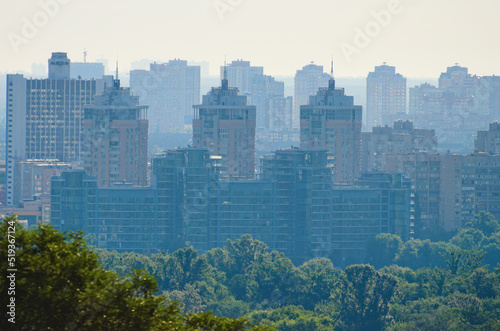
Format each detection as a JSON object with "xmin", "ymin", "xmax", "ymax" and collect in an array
[{"xmin": 2, "ymin": 0, "xmax": 499, "ymax": 78}]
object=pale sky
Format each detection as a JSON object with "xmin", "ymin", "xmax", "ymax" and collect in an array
[{"xmin": 1, "ymin": 0, "xmax": 499, "ymax": 77}]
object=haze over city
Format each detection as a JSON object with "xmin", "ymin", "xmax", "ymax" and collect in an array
[
  {"xmin": 3, "ymin": 1, "xmax": 500, "ymax": 330},
  {"xmin": 2, "ymin": 0, "xmax": 500, "ymax": 77}
]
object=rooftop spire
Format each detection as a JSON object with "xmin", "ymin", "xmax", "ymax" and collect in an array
[
  {"xmin": 222, "ymin": 56, "xmax": 228, "ymax": 90},
  {"xmin": 329, "ymin": 56, "xmax": 335, "ymax": 90},
  {"xmin": 114, "ymin": 58, "xmax": 120, "ymax": 89}
]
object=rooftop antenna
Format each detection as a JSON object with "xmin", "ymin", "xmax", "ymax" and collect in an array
[
  {"xmin": 83, "ymin": 48, "xmax": 87, "ymax": 63},
  {"xmin": 222, "ymin": 55, "xmax": 228, "ymax": 89},
  {"xmin": 329, "ymin": 55, "xmax": 335, "ymax": 90},
  {"xmin": 330, "ymin": 55, "xmax": 334, "ymax": 77},
  {"xmin": 114, "ymin": 57, "xmax": 120, "ymax": 88}
]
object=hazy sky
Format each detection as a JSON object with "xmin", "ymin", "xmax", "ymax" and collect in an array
[{"xmin": 2, "ymin": 0, "xmax": 499, "ymax": 77}]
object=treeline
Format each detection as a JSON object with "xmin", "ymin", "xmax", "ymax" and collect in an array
[
  {"xmin": 2, "ymin": 212, "xmax": 500, "ymax": 330},
  {"xmin": 97, "ymin": 211, "xmax": 500, "ymax": 330}
]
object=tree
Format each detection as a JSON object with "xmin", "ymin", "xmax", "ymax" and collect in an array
[
  {"xmin": 466, "ymin": 211, "xmax": 500, "ymax": 237},
  {"xmin": 366, "ymin": 234, "xmax": 403, "ymax": 268},
  {"xmin": 226, "ymin": 235, "xmax": 269, "ymax": 279},
  {"xmin": 335, "ymin": 264, "xmax": 398, "ymax": 331}
]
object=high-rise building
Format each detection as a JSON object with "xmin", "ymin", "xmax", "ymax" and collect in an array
[
  {"xmin": 366, "ymin": 63, "xmax": 406, "ymax": 129},
  {"xmin": 269, "ymin": 96, "xmax": 293, "ymax": 131},
  {"xmin": 82, "ymin": 77, "xmax": 148, "ymax": 187},
  {"xmin": 475, "ymin": 122, "xmax": 500, "ymax": 154},
  {"xmin": 193, "ymin": 73, "xmax": 256, "ymax": 179},
  {"xmin": 222, "ymin": 59, "xmax": 263, "ymax": 94},
  {"xmin": 361, "ymin": 120, "xmax": 438, "ymax": 172},
  {"xmin": 300, "ymin": 75, "xmax": 362, "ymax": 185},
  {"xmin": 222, "ymin": 60, "xmax": 284, "ymax": 129},
  {"xmin": 5, "ymin": 52, "xmax": 108, "ymax": 206},
  {"xmin": 293, "ymin": 63, "xmax": 330, "ymax": 128},
  {"xmin": 130, "ymin": 59, "xmax": 200, "ymax": 133},
  {"xmin": 251, "ymin": 75, "xmax": 284, "ymax": 128}
]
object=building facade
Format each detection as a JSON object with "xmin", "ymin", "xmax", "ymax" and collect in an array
[
  {"xmin": 193, "ymin": 75, "xmax": 256, "ymax": 179},
  {"xmin": 82, "ymin": 78, "xmax": 148, "ymax": 187},
  {"xmin": 475, "ymin": 122, "xmax": 500, "ymax": 154},
  {"xmin": 331, "ymin": 172, "xmax": 412, "ymax": 267},
  {"xmin": 300, "ymin": 77, "xmax": 362, "ymax": 185},
  {"xmin": 361, "ymin": 120, "xmax": 438, "ymax": 172}
]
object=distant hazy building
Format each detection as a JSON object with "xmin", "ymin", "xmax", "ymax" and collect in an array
[
  {"xmin": 293, "ymin": 63, "xmax": 330, "ymax": 128},
  {"xmin": 130, "ymin": 59, "xmax": 200, "ymax": 133},
  {"xmin": 475, "ymin": 122, "xmax": 500, "ymax": 154},
  {"xmin": 269, "ymin": 96, "xmax": 293, "ymax": 131},
  {"xmin": 222, "ymin": 59, "xmax": 263, "ymax": 94},
  {"xmin": 5, "ymin": 52, "xmax": 107, "ymax": 206},
  {"xmin": 193, "ymin": 74, "xmax": 256, "ymax": 179},
  {"xmin": 366, "ymin": 63, "xmax": 406, "ymax": 129},
  {"xmin": 251, "ymin": 75, "xmax": 284, "ymax": 128},
  {"xmin": 300, "ymin": 76, "xmax": 362, "ymax": 185},
  {"xmin": 83, "ymin": 78, "xmax": 148, "ymax": 187},
  {"xmin": 408, "ymin": 65, "xmax": 499, "ymax": 153},
  {"xmin": 71, "ymin": 62, "xmax": 105, "ymax": 80},
  {"xmin": 361, "ymin": 120, "xmax": 438, "ymax": 172},
  {"xmin": 221, "ymin": 60, "xmax": 284, "ymax": 129}
]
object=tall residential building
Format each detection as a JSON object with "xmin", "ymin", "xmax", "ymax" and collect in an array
[
  {"xmin": 130, "ymin": 59, "xmax": 200, "ymax": 133},
  {"xmin": 269, "ymin": 96, "xmax": 293, "ymax": 131},
  {"xmin": 82, "ymin": 78, "xmax": 148, "ymax": 187},
  {"xmin": 293, "ymin": 63, "xmax": 330, "ymax": 128},
  {"xmin": 221, "ymin": 60, "xmax": 284, "ymax": 129},
  {"xmin": 475, "ymin": 122, "xmax": 500, "ymax": 154},
  {"xmin": 193, "ymin": 73, "xmax": 256, "ymax": 179},
  {"xmin": 5, "ymin": 52, "xmax": 107, "ymax": 206},
  {"xmin": 300, "ymin": 75, "xmax": 362, "ymax": 185},
  {"xmin": 366, "ymin": 63, "xmax": 406, "ymax": 129},
  {"xmin": 361, "ymin": 120, "xmax": 438, "ymax": 172},
  {"xmin": 251, "ymin": 75, "xmax": 284, "ymax": 128}
]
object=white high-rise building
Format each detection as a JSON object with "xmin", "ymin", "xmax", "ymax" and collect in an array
[{"xmin": 366, "ymin": 63, "xmax": 406, "ymax": 129}]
